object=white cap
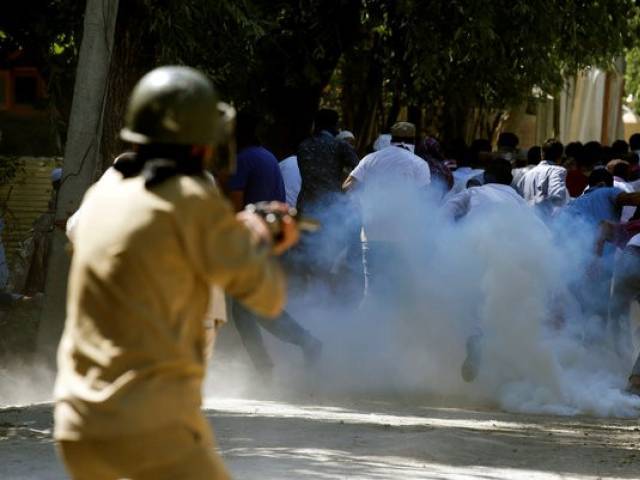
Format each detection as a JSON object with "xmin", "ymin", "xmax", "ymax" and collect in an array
[{"xmin": 336, "ymin": 130, "xmax": 355, "ymax": 142}]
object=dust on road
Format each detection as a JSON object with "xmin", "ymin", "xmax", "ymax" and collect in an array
[{"xmin": 1, "ymin": 397, "xmax": 639, "ymax": 479}]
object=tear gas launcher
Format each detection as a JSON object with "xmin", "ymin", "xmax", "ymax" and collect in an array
[{"xmin": 244, "ymin": 202, "xmax": 320, "ymax": 241}]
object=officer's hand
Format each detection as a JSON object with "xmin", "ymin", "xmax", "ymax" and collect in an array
[
  {"xmin": 272, "ymin": 210, "xmax": 300, "ymax": 255},
  {"xmin": 258, "ymin": 201, "xmax": 300, "ymax": 255},
  {"xmin": 239, "ymin": 202, "xmax": 300, "ymax": 255},
  {"xmin": 236, "ymin": 211, "xmax": 272, "ymax": 247}
]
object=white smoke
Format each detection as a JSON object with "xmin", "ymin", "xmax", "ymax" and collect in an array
[
  {"xmin": 0, "ymin": 360, "xmax": 54, "ymax": 406},
  {"xmin": 5, "ymin": 171, "xmax": 637, "ymax": 419},
  {"xmin": 226, "ymin": 183, "xmax": 640, "ymax": 418}
]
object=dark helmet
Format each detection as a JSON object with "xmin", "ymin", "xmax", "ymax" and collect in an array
[{"xmin": 120, "ymin": 66, "xmax": 234, "ymax": 147}]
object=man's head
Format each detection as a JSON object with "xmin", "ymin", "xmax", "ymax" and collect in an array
[
  {"xmin": 48, "ymin": 168, "xmax": 63, "ymax": 210},
  {"xmin": 565, "ymin": 141, "xmax": 583, "ymax": 161},
  {"xmin": 120, "ymin": 66, "xmax": 235, "ymax": 174},
  {"xmin": 444, "ymin": 138, "xmax": 467, "ymax": 164},
  {"xmin": 471, "ymin": 138, "xmax": 492, "ymax": 154},
  {"xmin": 526, "ymin": 146, "xmax": 542, "ymax": 166},
  {"xmin": 314, "ymin": 109, "xmax": 339, "ymax": 136},
  {"xmin": 483, "ymin": 158, "xmax": 513, "ymax": 185},
  {"xmin": 462, "ymin": 138, "xmax": 491, "ymax": 168},
  {"xmin": 390, "ymin": 122, "xmax": 416, "ymax": 145},
  {"xmin": 50, "ymin": 168, "xmax": 63, "ymax": 191},
  {"xmin": 235, "ymin": 111, "xmax": 260, "ymax": 150},
  {"xmin": 588, "ymin": 168, "xmax": 614, "ymax": 188},
  {"xmin": 416, "ymin": 136, "xmax": 444, "ymax": 162},
  {"xmin": 336, "ymin": 130, "xmax": 355, "ymax": 147},
  {"xmin": 630, "ymin": 133, "xmax": 640, "ymax": 151},
  {"xmin": 607, "ymin": 159, "xmax": 630, "ymax": 181},
  {"xmin": 497, "ymin": 132, "xmax": 519, "ymax": 151},
  {"xmin": 122, "ymin": 66, "xmax": 222, "ymax": 146},
  {"xmin": 542, "ymin": 139, "xmax": 563, "ymax": 163},
  {"xmin": 612, "ymin": 139, "xmax": 629, "ymax": 157},
  {"xmin": 602, "ymin": 146, "xmax": 615, "ymax": 164},
  {"xmin": 583, "ymin": 141, "xmax": 603, "ymax": 168}
]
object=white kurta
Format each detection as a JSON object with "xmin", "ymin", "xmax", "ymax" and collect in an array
[
  {"xmin": 516, "ymin": 161, "xmax": 568, "ymax": 217},
  {"xmin": 614, "ymin": 177, "xmax": 636, "ymax": 222},
  {"xmin": 451, "ymin": 167, "xmax": 484, "ymax": 195},
  {"xmin": 444, "ymin": 183, "xmax": 528, "ymax": 220},
  {"xmin": 350, "ymin": 145, "xmax": 431, "ymax": 242}
]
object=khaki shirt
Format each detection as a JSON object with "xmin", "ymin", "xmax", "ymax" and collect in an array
[{"xmin": 54, "ymin": 171, "xmax": 285, "ymax": 440}]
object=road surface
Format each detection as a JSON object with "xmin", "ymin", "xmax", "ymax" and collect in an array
[{"xmin": 1, "ymin": 395, "xmax": 639, "ymax": 479}]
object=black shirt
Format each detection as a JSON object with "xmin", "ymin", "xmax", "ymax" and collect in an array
[{"xmin": 296, "ymin": 131, "xmax": 358, "ymax": 212}]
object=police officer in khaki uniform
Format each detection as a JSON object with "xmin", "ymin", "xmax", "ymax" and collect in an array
[{"xmin": 54, "ymin": 66, "xmax": 299, "ymax": 479}]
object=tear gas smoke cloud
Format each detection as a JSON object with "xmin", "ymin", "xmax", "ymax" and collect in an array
[
  {"xmin": 2, "ymin": 179, "xmax": 638, "ymax": 418},
  {"xmin": 0, "ymin": 361, "xmax": 54, "ymax": 407},
  {"xmin": 229, "ymin": 181, "xmax": 640, "ymax": 418}
]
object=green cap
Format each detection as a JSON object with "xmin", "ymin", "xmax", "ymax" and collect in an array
[
  {"xmin": 390, "ymin": 121, "xmax": 416, "ymax": 140},
  {"xmin": 121, "ymin": 66, "xmax": 224, "ymax": 146}
]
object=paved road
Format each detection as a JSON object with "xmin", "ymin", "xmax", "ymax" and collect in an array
[{"xmin": 1, "ymin": 397, "xmax": 639, "ymax": 479}]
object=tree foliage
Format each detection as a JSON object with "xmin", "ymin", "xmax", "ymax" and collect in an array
[
  {"xmin": 2, "ymin": 0, "xmax": 639, "ymax": 155},
  {"xmin": 1, "ymin": 2, "xmax": 85, "ymax": 148},
  {"xmin": 349, "ymin": 0, "xmax": 640, "ymax": 141},
  {"xmin": 0, "ymin": 2, "xmax": 83, "ymax": 61},
  {"xmin": 137, "ymin": 1, "xmax": 361, "ymax": 157},
  {"xmin": 626, "ymin": 45, "xmax": 640, "ymax": 115}
]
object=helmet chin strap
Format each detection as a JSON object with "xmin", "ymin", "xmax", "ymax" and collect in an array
[{"xmin": 113, "ymin": 148, "xmax": 205, "ymax": 189}]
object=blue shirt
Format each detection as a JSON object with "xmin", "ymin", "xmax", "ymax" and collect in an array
[
  {"xmin": 565, "ymin": 186, "xmax": 623, "ymax": 227},
  {"xmin": 228, "ymin": 146, "xmax": 286, "ymax": 206}
]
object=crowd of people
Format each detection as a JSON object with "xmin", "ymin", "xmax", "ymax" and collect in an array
[
  {"xmin": 23, "ymin": 65, "xmax": 640, "ymax": 478},
  {"xmin": 242, "ymin": 108, "xmax": 640, "ymax": 393}
]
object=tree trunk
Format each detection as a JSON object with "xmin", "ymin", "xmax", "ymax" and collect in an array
[
  {"xmin": 408, "ymin": 105, "xmax": 423, "ymax": 137},
  {"xmin": 100, "ymin": 0, "xmax": 157, "ymax": 171},
  {"xmin": 341, "ymin": 34, "xmax": 385, "ymax": 154},
  {"xmin": 37, "ymin": 0, "xmax": 119, "ymax": 359},
  {"xmin": 253, "ymin": 1, "xmax": 362, "ymax": 158},
  {"xmin": 440, "ymin": 98, "xmax": 467, "ymax": 142},
  {"xmin": 385, "ymin": 92, "xmax": 402, "ymax": 132},
  {"xmin": 262, "ymin": 85, "xmax": 323, "ymax": 160}
]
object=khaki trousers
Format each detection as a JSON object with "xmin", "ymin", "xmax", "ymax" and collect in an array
[{"xmin": 58, "ymin": 425, "xmax": 230, "ymax": 480}]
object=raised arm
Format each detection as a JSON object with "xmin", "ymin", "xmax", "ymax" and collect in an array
[
  {"xmin": 181, "ymin": 190, "xmax": 289, "ymax": 318},
  {"xmin": 595, "ymin": 221, "xmax": 617, "ymax": 257},
  {"xmin": 616, "ymin": 191, "xmax": 640, "ymax": 208},
  {"xmin": 548, "ymin": 168, "xmax": 569, "ymax": 206}
]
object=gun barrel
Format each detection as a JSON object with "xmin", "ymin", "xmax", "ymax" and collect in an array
[{"xmin": 297, "ymin": 217, "xmax": 320, "ymax": 233}]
